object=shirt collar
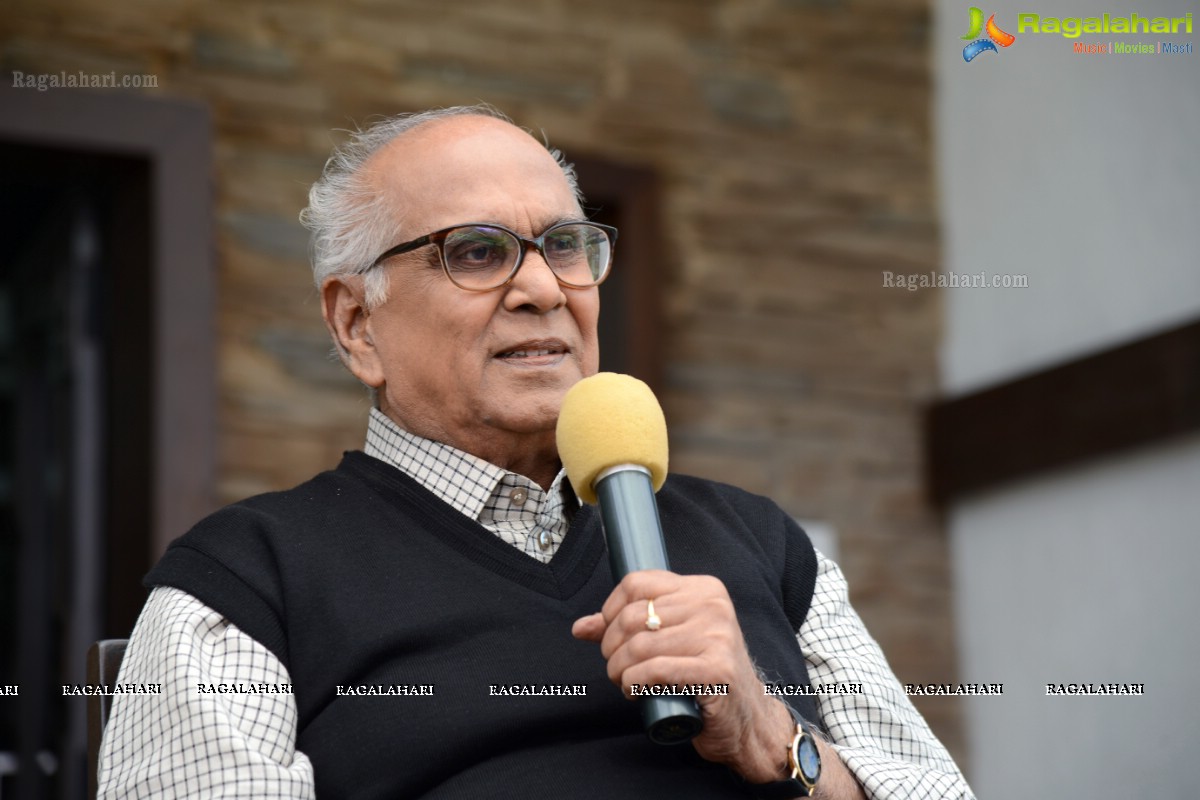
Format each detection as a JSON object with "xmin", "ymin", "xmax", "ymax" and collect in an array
[{"xmin": 363, "ymin": 407, "xmax": 574, "ymax": 523}]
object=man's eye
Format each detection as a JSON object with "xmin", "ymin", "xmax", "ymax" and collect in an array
[
  {"xmin": 546, "ymin": 234, "xmax": 582, "ymax": 254},
  {"xmin": 446, "ymin": 239, "xmax": 507, "ymax": 271},
  {"xmin": 459, "ymin": 244, "xmax": 495, "ymax": 261}
]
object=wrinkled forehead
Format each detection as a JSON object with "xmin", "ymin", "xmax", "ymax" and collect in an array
[{"xmin": 363, "ymin": 115, "xmax": 581, "ymax": 232}]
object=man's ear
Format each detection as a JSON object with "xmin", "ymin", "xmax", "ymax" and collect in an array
[{"xmin": 321, "ymin": 275, "xmax": 385, "ymax": 388}]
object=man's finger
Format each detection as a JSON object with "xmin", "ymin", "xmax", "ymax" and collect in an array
[
  {"xmin": 570, "ymin": 612, "xmax": 606, "ymax": 642},
  {"xmin": 598, "ymin": 569, "xmax": 680, "ymax": 624}
]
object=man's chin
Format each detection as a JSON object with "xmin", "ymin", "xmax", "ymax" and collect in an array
[{"xmin": 483, "ymin": 390, "xmax": 570, "ymax": 433}]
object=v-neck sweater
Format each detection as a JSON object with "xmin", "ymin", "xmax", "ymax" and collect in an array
[{"xmin": 146, "ymin": 451, "xmax": 820, "ymax": 799}]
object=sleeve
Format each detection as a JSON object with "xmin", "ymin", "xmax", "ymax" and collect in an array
[
  {"xmin": 97, "ymin": 586, "xmax": 316, "ymax": 799},
  {"xmin": 799, "ymin": 550, "xmax": 976, "ymax": 800}
]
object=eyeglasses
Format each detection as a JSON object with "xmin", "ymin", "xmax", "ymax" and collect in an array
[{"xmin": 367, "ymin": 221, "xmax": 618, "ymax": 292}]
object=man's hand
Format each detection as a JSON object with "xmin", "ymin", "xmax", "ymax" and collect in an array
[{"xmin": 571, "ymin": 569, "xmax": 791, "ymax": 782}]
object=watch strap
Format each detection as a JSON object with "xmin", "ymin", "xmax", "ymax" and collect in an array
[{"xmin": 750, "ymin": 776, "xmax": 813, "ymax": 800}]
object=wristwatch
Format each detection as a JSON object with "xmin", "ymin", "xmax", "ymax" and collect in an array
[{"xmin": 750, "ymin": 703, "xmax": 822, "ymax": 798}]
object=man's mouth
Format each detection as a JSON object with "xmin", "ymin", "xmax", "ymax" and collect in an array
[
  {"xmin": 495, "ymin": 341, "xmax": 568, "ymax": 361},
  {"xmin": 498, "ymin": 348, "xmax": 560, "ymax": 359}
]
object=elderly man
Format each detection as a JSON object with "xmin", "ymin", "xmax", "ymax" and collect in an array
[{"xmin": 99, "ymin": 106, "xmax": 973, "ymax": 799}]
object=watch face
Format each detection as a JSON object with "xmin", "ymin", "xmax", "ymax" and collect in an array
[{"xmin": 797, "ymin": 735, "xmax": 821, "ymax": 783}]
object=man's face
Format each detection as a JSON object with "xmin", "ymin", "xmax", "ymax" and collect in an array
[{"xmin": 355, "ymin": 116, "xmax": 600, "ymax": 461}]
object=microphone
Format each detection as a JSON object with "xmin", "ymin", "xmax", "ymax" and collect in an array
[{"xmin": 557, "ymin": 372, "xmax": 703, "ymax": 745}]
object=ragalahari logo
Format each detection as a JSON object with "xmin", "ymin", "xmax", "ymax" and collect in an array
[{"xmin": 962, "ymin": 7, "xmax": 1016, "ymax": 61}]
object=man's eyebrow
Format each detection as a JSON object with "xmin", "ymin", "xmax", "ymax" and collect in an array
[{"xmin": 535, "ymin": 216, "xmax": 587, "ymax": 231}]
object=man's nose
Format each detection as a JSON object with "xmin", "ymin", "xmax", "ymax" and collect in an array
[{"xmin": 503, "ymin": 248, "xmax": 566, "ymax": 311}]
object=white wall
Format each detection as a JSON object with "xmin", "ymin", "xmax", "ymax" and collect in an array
[
  {"xmin": 950, "ymin": 434, "xmax": 1200, "ymax": 794},
  {"xmin": 935, "ymin": 0, "xmax": 1200, "ymax": 794},
  {"xmin": 937, "ymin": 0, "xmax": 1200, "ymax": 396}
]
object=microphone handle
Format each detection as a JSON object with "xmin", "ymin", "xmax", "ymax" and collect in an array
[{"xmin": 595, "ymin": 468, "xmax": 704, "ymax": 745}]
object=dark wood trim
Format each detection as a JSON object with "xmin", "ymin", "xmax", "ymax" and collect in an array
[
  {"xmin": 570, "ymin": 156, "xmax": 666, "ymax": 395},
  {"xmin": 926, "ymin": 318, "xmax": 1200, "ymax": 504},
  {"xmin": 0, "ymin": 87, "xmax": 216, "ymax": 560}
]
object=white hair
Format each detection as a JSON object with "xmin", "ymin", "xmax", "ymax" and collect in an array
[{"xmin": 300, "ymin": 104, "xmax": 583, "ymax": 308}]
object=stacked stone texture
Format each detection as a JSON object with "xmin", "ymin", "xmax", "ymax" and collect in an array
[{"xmin": 4, "ymin": 0, "xmax": 962, "ymax": 763}]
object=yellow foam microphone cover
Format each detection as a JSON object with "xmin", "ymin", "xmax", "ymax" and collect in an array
[{"xmin": 556, "ymin": 372, "xmax": 669, "ymax": 505}]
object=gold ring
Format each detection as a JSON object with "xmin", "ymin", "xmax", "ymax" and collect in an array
[{"xmin": 645, "ymin": 598, "xmax": 662, "ymax": 631}]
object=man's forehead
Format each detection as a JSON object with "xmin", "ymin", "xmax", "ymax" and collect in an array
[
  {"xmin": 366, "ymin": 115, "xmax": 555, "ymax": 188},
  {"xmin": 362, "ymin": 114, "xmax": 576, "ymax": 228}
]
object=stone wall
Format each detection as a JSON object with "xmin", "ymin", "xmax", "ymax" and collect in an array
[{"xmin": 4, "ymin": 0, "xmax": 962, "ymax": 763}]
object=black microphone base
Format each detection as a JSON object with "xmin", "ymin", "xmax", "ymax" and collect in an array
[{"xmin": 643, "ymin": 696, "xmax": 705, "ymax": 745}]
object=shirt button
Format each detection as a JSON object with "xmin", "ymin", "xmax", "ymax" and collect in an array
[
  {"xmin": 510, "ymin": 488, "xmax": 528, "ymax": 506},
  {"xmin": 537, "ymin": 530, "xmax": 554, "ymax": 551}
]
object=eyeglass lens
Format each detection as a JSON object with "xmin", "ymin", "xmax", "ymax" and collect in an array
[{"xmin": 441, "ymin": 223, "xmax": 610, "ymax": 289}]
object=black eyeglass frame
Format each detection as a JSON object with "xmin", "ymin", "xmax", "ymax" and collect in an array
[{"xmin": 366, "ymin": 220, "xmax": 619, "ymax": 292}]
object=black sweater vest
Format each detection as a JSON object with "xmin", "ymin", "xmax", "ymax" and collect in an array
[{"xmin": 146, "ymin": 452, "xmax": 820, "ymax": 799}]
